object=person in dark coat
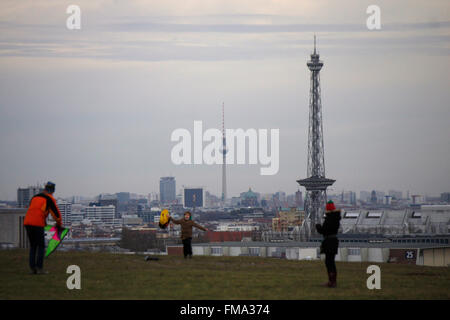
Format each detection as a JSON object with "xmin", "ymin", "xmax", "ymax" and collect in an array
[{"xmin": 315, "ymin": 200, "xmax": 341, "ymax": 288}]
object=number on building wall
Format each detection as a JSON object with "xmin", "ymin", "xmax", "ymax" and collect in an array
[{"xmin": 405, "ymin": 250, "xmax": 415, "ymax": 259}]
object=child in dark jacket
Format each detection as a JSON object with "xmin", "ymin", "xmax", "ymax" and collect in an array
[
  {"xmin": 170, "ymin": 211, "xmax": 208, "ymax": 259},
  {"xmin": 315, "ymin": 200, "xmax": 341, "ymax": 288}
]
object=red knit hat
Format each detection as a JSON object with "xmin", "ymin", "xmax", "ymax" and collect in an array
[{"xmin": 326, "ymin": 200, "xmax": 336, "ymax": 211}]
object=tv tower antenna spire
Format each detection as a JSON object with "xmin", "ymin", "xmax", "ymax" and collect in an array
[
  {"xmin": 314, "ymin": 34, "xmax": 316, "ymax": 54},
  {"xmin": 221, "ymin": 102, "xmax": 227, "ymax": 206}
]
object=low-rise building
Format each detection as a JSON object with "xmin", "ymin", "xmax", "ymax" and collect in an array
[
  {"xmin": 272, "ymin": 208, "xmax": 305, "ymax": 232},
  {"xmin": 185, "ymin": 240, "xmax": 449, "ymax": 266},
  {"xmin": 204, "ymin": 231, "xmax": 253, "ymax": 242},
  {"xmin": 420, "ymin": 246, "xmax": 450, "ymax": 267},
  {"xmin": 122, "ymin": 214, "xmax": 143, "ymax": 226},
  {"xmin": 0, "ymin": 208, "xmax": 28, "ymax": 249},
  {"xmin": 339, "ymin": 206, "xmax": 450, "ymax": 235},
  {"xmin": 216, "ymin": 221, "xmax": 260, "ymax": 232}
]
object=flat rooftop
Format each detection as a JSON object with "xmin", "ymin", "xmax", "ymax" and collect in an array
[{"xmin": 191, "ymin": 241, "xmax": 450, "ymax": 249}]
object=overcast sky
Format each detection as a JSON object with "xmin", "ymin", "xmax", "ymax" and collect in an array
[{"xmin": 0, "ymin": 0, "xmax": 449, "ymax": 201}]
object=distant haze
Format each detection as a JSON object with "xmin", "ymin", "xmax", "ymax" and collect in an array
[{"xmin": 0, "ymin": 0, "xmax": 449, "ymax": 200}]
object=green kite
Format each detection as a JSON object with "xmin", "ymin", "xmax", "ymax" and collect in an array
[{"xmin": 44, "ymin": 225, "xmax": 69, "ymax": 257}]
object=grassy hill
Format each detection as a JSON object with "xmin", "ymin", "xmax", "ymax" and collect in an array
[{"xmin": 0, "ymin": 249, "xmax": 449, "ymax": 300}]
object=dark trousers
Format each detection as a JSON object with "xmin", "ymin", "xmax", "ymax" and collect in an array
[
  {"xmin": 182, "ymin": 237, "xmax": 192, "ymax": 257},
  {"xmin": 325, "ymin": 253, "xmax": 336, "ymax": 274},
  {"xmin": 25, "ymin": 225, "xmax": 45, "ymax": 270}
]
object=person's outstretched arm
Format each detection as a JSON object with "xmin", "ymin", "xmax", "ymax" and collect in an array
[
  {"xmin": 193, "ymin": 222, "xmax": 207, "ymax": 231},
  {"xmin": 170, "ymin": 217, "xmax": 182, "ymax": 225}
]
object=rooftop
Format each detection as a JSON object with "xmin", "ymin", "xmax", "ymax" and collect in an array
[{"xmin": 191, "ymin": 240, "xmax": 450, "ymax": 249}]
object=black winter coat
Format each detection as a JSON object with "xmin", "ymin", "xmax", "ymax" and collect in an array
[{"xmin": 315, "ymin": 210, "xmax": 341, "ymax": 255}]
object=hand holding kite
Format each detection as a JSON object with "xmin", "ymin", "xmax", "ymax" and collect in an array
[
  {"xmin": 44, "ymin": 225, "xmax": 69, "ymax": 257},
  {"xmin": 159, "ymin": 209, "xmax": 170, "ymax": 229}
]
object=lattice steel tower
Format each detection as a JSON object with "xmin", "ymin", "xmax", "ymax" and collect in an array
[{"xmin": 297, "ymin": 36, "xmax": 335, "ymax": 236}]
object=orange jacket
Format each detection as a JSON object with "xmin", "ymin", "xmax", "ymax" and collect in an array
[{"xmin": 24, "ymin": 192, "xmax": 62, "ymax": 227}]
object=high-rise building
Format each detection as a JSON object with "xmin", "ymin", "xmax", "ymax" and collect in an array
[
  {"xmin": 57, "ymin": 200, "xmax": 72, "ymax": 226},
  {"xmin": 116, "ymin": 192, "xmax": 130, "ymax": 204},
  {"xmin": 371, "ymin": 190, "xmax": 378, "ymax": 204},
  {"xmin": 160, "ymin": 177, "xmax": 176, "ymax": 204},
  {"xmin": 375, "ymin": 191, "xmax": 385, "ymax": 204},
  {"xmin": 440, "ymin": 193, "xmax": 450, "ymax": 203},
  {"xmin": 99, "ymin": 198, "xmax": 118, "ymax": 208},
  {"xmin": 295, "ymin": 190, "xmax": 304, "ymax": 208},
  {"xmin": 389, "ymin": 190, "xmax": 403, "ymax": 200},
  {"xmin": 339, "ymin": 191, "xmax": 357, "ymax": 205},
  {"xmin": 360, "ymin": 191, "xmax": 371, "ymax": 202},
  {"xmin": 184, "ymin": 187, "xmax": 204, "ymax": 208},
  {"xmin": 287, "ymin": 194, "xmax": 296, "ymax": 207},
  {"xmin": 17, "ymin": 185, "xmax": 44, "ymax": 208},
  {"xmin": 85, "ymin": 205, "xmax": 115, "ymax": 226},
  {"xmin": 349, "ymin": 191, "xmax": 357, "ymax": 205}
]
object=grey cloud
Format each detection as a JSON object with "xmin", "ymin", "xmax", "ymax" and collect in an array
[
  {"xmin": 1, "ymin": 32, "xmax": 449, "ymax": 62},
  {"xmin": 104, "ymin": 21, "xmax": 450, "ymax": 33}
]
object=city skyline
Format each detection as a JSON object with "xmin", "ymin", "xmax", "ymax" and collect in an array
[
  {"xmin": 6, "ymin": 180, "xmax": 444, "ymax": 203},
  {"xmin": 1, "ymin": 1, "xmax": 449, "ymax": 200}
]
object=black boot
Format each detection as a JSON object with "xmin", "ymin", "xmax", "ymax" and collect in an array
[
  {"xmin": 328, "ymin": 272, "xmax": 337, "ymax": 288},
  {"xmin": 322, "ymin": 272, "xmax": 332, "ymax": 287}
]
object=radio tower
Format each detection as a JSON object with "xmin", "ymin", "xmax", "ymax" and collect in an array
[
  {"xmin": 297, "ymin": 36, "xmax": 335, "ymax": 238},
  {"xmin": 221, "ymin": 102, "xmax": 227, "ymax": 206}
]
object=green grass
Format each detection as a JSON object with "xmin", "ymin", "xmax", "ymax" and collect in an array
[{"xmin": 0, "ymin": 249, "xmax": 449, "ymax": 299}]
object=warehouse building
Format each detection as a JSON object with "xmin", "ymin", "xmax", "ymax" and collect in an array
[
  {"xmin": 339, "ymin": 205, "xmax": 450, "ymax": 235},
  {"xmin": 176, "ymin": 240, "xmax": 450, "ymax": 266}
]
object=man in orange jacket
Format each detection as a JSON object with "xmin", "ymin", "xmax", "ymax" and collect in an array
[{"xmin": 24, "ymin": 181, "xmax": 63, "ymax": 274}]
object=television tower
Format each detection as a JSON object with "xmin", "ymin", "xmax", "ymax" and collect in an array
[
  {"xmin": 221, "ymin": 102, "xmax": 227, "ymax": 206},
  {"xmin": 297, "ymin": 36, "xmax": 335, "ymax": 236}
]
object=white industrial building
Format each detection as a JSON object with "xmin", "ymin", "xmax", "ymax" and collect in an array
[
  {"xmin": 84, "ymin": 205, "xmax": 115, "ymax": 226},
  {"xmin": 216, "ymin": 222, "xmax": 260, "ymax": 232},
  {"xmin": 190, "ymin": 239, "xmax": 449, "ymax": 266},
  {"xmin": 339, "ymin": 205, "xmax": 450, "ymax": 235}
]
